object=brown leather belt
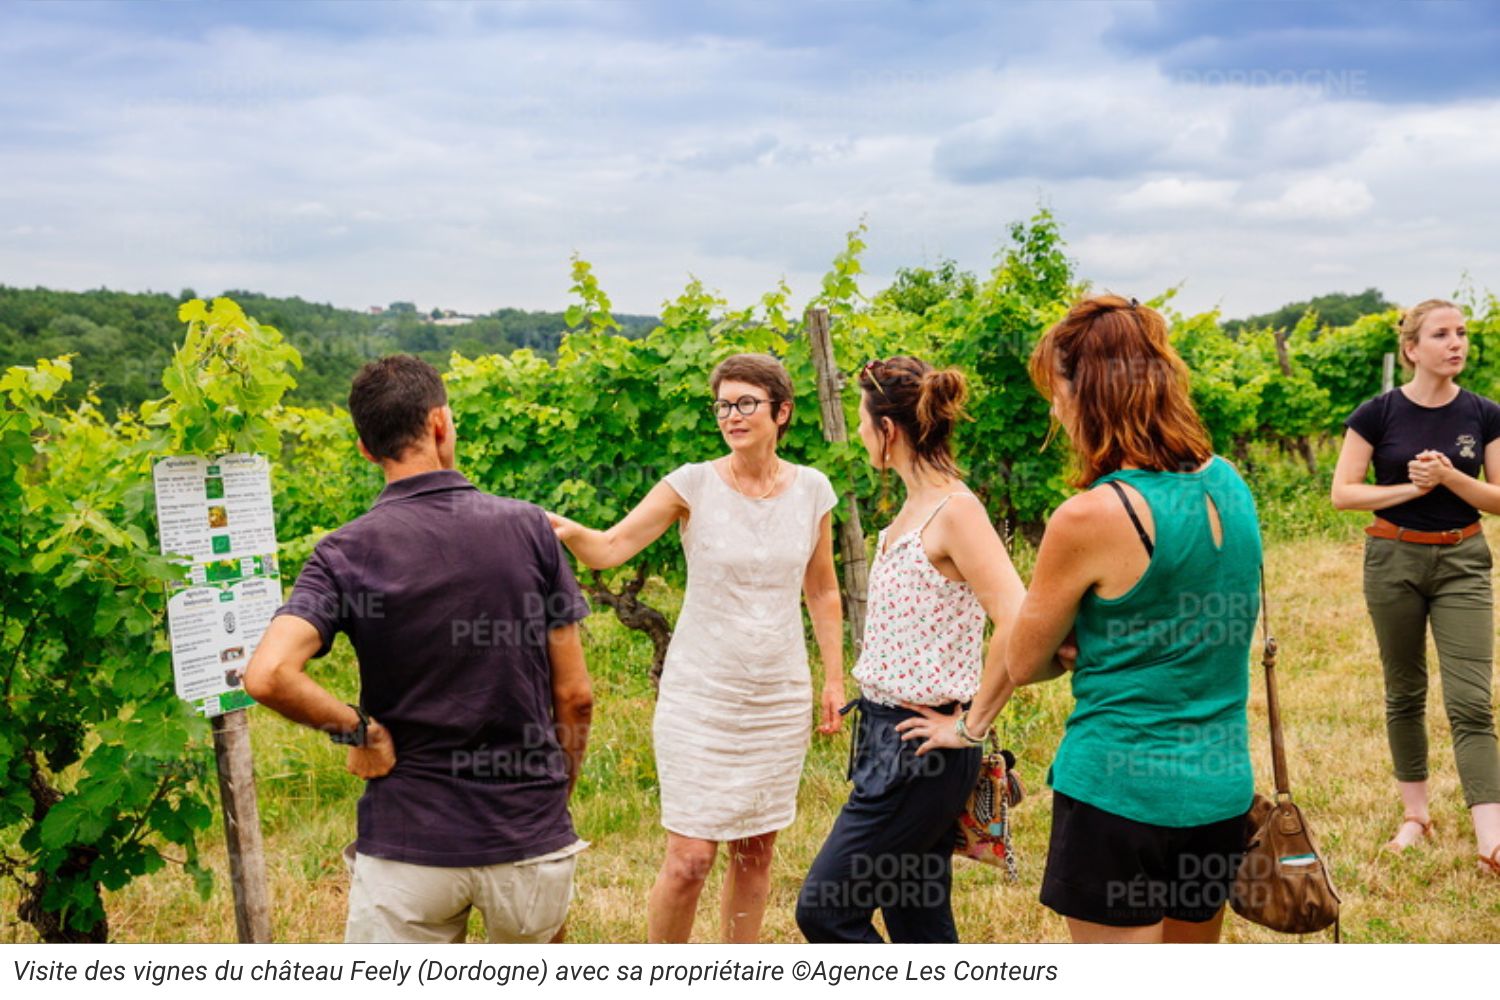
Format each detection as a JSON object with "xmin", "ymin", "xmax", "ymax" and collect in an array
[{"xmin": 1365, "ymin": 517, "xmax": 1481, "ymax": 545}]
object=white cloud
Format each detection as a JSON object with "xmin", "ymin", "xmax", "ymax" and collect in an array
[
  {"xmin": 1117, "ymin": 178, "xmax": 1240, "ymax": 211},
  {"xmin": 0, "ymin": 4, "xmax": 1495, "ymax": 324},
  {"xmin": 1072, "ymin": 231, "xmax": 1182, "ymax": 283},
  {"xmin": 1245, "ymin": 177, "xmax": 1375, "ymax": 220}
]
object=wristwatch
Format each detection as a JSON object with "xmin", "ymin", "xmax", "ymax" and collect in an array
[{"xmin": 328, "ymin": 704, "xmax": 368, "ymax": 748}]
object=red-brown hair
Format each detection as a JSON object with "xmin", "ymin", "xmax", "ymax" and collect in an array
[{"xmin": 1028, "ymin": 295, "xmax": 1212, "ymax": 488}]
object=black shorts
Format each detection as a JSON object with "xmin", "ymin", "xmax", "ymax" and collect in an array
[{"xmin": 1039, "ymin": 790, "xmax": 1248, "ymax": 926}]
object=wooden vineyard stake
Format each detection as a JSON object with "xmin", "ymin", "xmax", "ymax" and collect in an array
[
  {"xmin": 211, "ymin": 710, "xmax": 272, "ymax": 943},
  {"xmin": 805, "ymin": 306, "xmax": 870, "ymax": 653}
]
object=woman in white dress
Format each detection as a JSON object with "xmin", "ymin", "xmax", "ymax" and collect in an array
[{"xmin": 548, "ymin": 353, "xmax": 845, "ymax": 942}]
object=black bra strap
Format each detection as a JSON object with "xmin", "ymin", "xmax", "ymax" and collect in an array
[{"xmin": 1107, "ymin": 480, "xmax": 1154, "ymax": 557}]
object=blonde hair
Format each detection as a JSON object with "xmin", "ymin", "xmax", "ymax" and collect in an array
[{"xmin": 1397, "ymin": 299, "xmax": 1463, "ymax": 372}]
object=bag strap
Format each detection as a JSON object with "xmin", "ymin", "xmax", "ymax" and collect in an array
[{"xmin": 1259, "ymin": 563, "xmax": 1291, "ymax": 798}]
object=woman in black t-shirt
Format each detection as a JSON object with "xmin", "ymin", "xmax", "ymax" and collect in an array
[{"xmin": 1332, "ymin": 299, "xmax": 1500, "ymax": 876}]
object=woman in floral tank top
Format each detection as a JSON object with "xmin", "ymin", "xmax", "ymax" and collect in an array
[{"xmin": 796, "ymin": 356, "xmax": 1029, "ymax": 943}]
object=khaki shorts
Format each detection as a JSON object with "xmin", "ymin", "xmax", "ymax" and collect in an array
[{"xmin": 343, "ymin": 840, "xmax": 586, "ymax": 944}]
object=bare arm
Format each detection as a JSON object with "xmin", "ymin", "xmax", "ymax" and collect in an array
[
  {"xmin": 244, "ymin": 615, "xmax": 359, "ymax": 734},
  {"xmin": 1330, "ymin": 429, "xmax": 1429, "ymax": 511},
  {"xmin": 547, "ymin": 480, "xmax": 689, "ymax": 569},
  {"xmin": 894, "ymin": 495, "xmax": 1026, "ymax": 754},
  {"xmin": 547, "ymin": 623, "xmax": 593, "ymax": 794},
  {"xmin": 802, "ymin": 511, "xmax": 846, "ymax": 734},
  {"xmin": 243, "ymin": 615, "xmax": 395, "ymax": 778},
  {"xmin": 944, "ymin": 497, "xmax": 1026, "ymax": 735},
  {"xmin": 1006, "ymin": 495, "xmax": 1099, "ymax": 688}
]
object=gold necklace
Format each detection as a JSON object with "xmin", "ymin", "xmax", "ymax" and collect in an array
[{"xmin": 730, "ymin": 456, "xmax": 780, "ymax": 500}]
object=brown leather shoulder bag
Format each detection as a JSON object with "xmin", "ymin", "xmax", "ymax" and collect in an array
[{"xmin": 1230, "ymin": 567, "xmax": 1341, "ymax": 940}]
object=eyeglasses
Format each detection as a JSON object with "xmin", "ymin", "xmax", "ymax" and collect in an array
[{"xmin": 711, "ymin": 395, "xmax": 774, "ymax": 420}]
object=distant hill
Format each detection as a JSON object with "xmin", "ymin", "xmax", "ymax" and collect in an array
[
  {"xmin": 1221, "ymin": 288, "xmax": 1395, "ymax": 337},
  {"xmin": 0, "ymin": 286, "xmax": 656, "ymax": 414}
]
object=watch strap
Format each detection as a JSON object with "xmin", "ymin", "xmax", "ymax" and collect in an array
[{"xmin": 329, "ymin": 703, "xmax": 368, "ymax": 747}]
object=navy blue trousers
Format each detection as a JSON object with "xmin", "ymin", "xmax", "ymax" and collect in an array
[{"xmin": 796, "ymin": 699, "xmax": 981, "ymax": 943}]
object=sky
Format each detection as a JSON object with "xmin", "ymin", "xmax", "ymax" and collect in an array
[{"xmin": 2, "ymin": 0, "xmax": 1498, "ymax": 320}]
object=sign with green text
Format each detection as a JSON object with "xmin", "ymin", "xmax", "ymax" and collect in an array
[{"xmin": 153, "ymin": 453, "xmax": 282, "ymax": 717}]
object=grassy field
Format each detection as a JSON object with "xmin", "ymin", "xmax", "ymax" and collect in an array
[{"xmin": 5, "ymin": 520, "xmax": 1500, "ymax": 943}]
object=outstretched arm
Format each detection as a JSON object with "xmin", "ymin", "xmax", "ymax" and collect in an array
[{"xmin": 547, "ymin": 479, "xmax": 689, "ymax": 569}]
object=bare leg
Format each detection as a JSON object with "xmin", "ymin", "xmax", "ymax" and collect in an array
[
  {"xmin": 1163, "ymin": 908, "xmax": 1225, "ymax": 943},
  {"xmin": 1065, "ymin": 918, "xmax": 1163, "ymax": 944},
  {"xmin": 1472, "ymin": 802, "xmax": 1500, "ymax": 867},
  {"xmin": 1389, "ymin": 779, "xmax": 1433, "ymax": 848},
  {"xmin": 720, "ymin": 832, "xmax": 777, "ymax": 943},
  {"xmin": 647, "ymin": 834, "xmax": 718, "ymax": 943}
]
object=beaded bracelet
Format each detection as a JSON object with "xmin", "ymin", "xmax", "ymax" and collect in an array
[{"xmin": 954, "ymin": 714, "xmax": 987, "ymax": 747}]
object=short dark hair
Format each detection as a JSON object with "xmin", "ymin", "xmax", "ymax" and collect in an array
[
  {"xmin": 710, "ymin": 353, "xmax": 795, "ymax": 441},
  {"xmin": 348, "ymin": 355, "xmax": 448, "ymax": 461}
]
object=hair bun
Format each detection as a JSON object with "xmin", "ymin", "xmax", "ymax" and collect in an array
[
  {"xmin": 916, "ymin": 367, "xmax": 968, "ymax": 441},
  {"xmin": 860, "ymin": 355, "xmax": 965, "ymax": 479},
  {"xmin": 920, "ymin": 367, "xmax": 966, "ymax": 403}
]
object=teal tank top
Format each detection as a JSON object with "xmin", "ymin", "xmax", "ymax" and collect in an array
[{"xmin": 1048, "ymin": 456, "xmax": 1260, "ymax": 827}]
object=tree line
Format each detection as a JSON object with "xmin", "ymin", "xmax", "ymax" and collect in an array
[{"xmin": 0, "ymin": 286, "xmax": 656, "ymax": 417}]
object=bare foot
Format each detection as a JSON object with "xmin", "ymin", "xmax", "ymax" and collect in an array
[{"xmin": 1385, "ymin": 815, "xmax": 1434, "ymax": 851}]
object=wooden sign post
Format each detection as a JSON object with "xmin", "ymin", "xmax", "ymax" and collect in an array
[
  {"xmin": 212, "ymin": 711, "xmax": 272, "ymax": 942},
  {"xmin": 804, "ymin": 307, "xmax": 870, "ymax": 653}
]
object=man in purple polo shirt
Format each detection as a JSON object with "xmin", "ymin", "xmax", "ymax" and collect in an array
[{"xmin": 244, "ymin": 354, "xmax": 593, "ymax": 943}]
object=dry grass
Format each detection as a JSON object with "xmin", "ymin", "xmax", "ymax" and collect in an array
[{"xmin": 4, "ymin": 530, "xmax": 1500, "ymax": 943}]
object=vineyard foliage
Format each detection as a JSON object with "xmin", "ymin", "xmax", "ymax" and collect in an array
[
  {"xmin": 1, "ymin": 299, "xmax": 303, "ymax": 940},
  {"xmin": 3, "ymin": 211, "xmax": 1498, "ymax": 938}
]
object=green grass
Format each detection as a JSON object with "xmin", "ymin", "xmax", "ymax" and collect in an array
[{"xmin": 1242, "ymin": 438, "xmax": 1366, "ymax": 543}]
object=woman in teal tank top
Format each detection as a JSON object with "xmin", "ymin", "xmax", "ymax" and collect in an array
[
  {"xmin": 958, "ymin": 295, "xmax": 1261, "ymax": 943},
  {"xmin": 1058, "ymin": 458, "xmax": 1259, "ymax": 828}
]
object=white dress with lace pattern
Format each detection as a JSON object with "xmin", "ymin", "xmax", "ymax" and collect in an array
[{"xmin": 654, "ymin": 460, "xmax": 838, "ymax": 841}]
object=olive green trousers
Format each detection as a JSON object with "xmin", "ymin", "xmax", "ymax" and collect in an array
[{"xmin": 1363, "ymin": 532, "xmax": 1500, "ymax": 807}]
